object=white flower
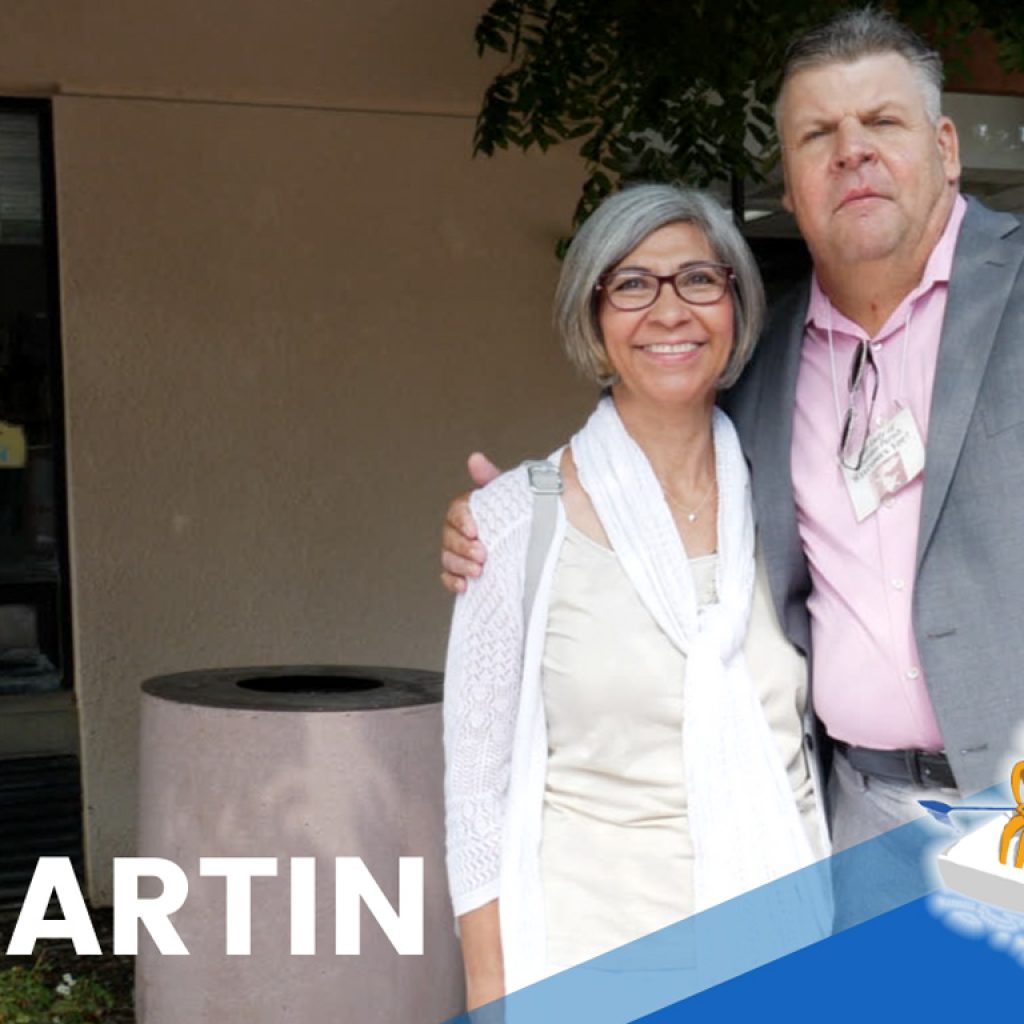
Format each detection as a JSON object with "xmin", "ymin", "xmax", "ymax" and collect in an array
[{"xmin": 55, "ymin": 973, "xmax": 76, "ymax": 997}]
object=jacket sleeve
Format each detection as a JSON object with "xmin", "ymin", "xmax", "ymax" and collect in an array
[{"xmin": 443, "ymin": 469, "xmax": 531, "ymax": 917}]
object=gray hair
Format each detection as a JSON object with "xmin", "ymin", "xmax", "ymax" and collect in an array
[
  {"xmin": 776, "ymin": 7, "xmax": 944, "ymax": 132},
  {"xmin": 554, "ymin": 184, "xmax": 765, "ymax": 390}
]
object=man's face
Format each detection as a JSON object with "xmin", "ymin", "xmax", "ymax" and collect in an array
[{"xmin": 779, "ymin": 53, "xmax": 960, "ymax": 273}]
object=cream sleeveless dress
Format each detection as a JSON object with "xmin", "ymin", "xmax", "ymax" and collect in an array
[{"xmin": 539, "ymin": 523, "xmax": 823, "ymax": 972}]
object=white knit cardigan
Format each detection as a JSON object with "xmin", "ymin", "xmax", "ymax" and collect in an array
[
  {"xmin": 442, "ymin": 456, "xmax": 828, "ymax": 993},
  {"xmin": 443, "ymin": 458, "xmax": 566, "ymax": 993}
]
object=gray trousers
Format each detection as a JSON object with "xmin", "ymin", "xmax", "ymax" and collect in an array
[{"xmin": 828, "ymin": 749, "xmax": 959, "ymax": 930}]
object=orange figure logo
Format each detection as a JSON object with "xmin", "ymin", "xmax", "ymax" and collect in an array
[{"xmin": 998, "ymin": 761, "xmax": 1024, "ymax": 867}]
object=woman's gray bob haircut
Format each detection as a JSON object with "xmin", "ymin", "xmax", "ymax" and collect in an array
[
  {"xmin": 777, "ymin": 7, "xmax": 944, "ymax": 127},
  {"xmin": 554, "ymin": 183, "xmax": 765, "ymax": 390}
]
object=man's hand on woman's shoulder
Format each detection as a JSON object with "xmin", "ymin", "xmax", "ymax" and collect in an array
[{"xmin": 440, "ymin": 453, "xmax": 501, "ymax": 593}]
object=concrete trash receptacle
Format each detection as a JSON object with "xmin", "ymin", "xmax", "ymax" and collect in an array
[{"xmin": 135, "ymin": 665, "xmax": 463, "ymax": 1024}]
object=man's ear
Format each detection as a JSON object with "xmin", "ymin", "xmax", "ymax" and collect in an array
[{"xmin": 936, "ymin": 115, "xmax": 961, "ymax": 184}]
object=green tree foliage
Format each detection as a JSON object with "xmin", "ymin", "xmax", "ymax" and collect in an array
[{"xmin": 473, "ymin": 1, "xmax": 1024, "ymax": 231}]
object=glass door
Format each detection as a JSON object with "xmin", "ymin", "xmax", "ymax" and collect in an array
[{"xmin": 0, "ymin": 100, "xmax": 70, "ymax": 697}]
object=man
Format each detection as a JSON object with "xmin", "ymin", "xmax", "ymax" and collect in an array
[{"xmin": 441, "ymin": 9, "xmax": 1024, "ymax": 856}]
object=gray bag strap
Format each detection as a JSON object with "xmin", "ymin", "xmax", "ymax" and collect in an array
[{"xmin": 522, "ymin": 459, "xmax": 563, "ymax": 627}]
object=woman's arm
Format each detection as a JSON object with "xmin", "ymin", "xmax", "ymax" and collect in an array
[
  {"xmin": 458, "ymin": 900, "xmax": 504, "ymax": 1010},
  {"xmin": 443, "ymin": 470, "xmax": 531, "ymax": 1004}
]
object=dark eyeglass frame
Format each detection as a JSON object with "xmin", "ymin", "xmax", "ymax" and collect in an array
[
  {"xmin": 838, "ymin": 340, "xmax": 880, "ymax": 471},
  {"xmin": 595, "ymin": 262, "xmax": 735, "ymax": 311}
]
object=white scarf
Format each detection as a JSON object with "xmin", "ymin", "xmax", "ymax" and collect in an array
[{"xmin": 570, "ymin": 395, "xmax": 817, "ymax": 911}]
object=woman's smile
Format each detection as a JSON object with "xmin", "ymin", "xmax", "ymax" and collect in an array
[{"xmin": 638, "ymin": 340, "xmax": 707, "ymax": 356}]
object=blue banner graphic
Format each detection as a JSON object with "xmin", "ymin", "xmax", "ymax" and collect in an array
[{"xmin": 446, "ymin": 784, "xmax": 1024, "ymax": 1023}]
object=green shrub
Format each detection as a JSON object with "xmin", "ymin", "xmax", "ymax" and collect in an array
[{"xmin": 0, "ymin": 966, "xmax": 115, "ymax": 1024}]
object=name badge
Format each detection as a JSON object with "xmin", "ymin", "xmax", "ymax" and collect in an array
[{"xmin": 841, "ymin": 405, "xmax": 925, "ymax": 522}]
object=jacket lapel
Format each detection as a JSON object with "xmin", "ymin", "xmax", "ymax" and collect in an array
[
  {"xmin": 749, "ymin": 281, "xmax": 813, "ymax": 647},
  {"xmin": 917, "ymin": 200, "xmax": 1024, "ymax": 567}
]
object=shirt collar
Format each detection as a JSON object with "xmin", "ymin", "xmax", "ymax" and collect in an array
[{"xmin": 805, "ymin": 193, "xmax": 968, "ymax": 342}]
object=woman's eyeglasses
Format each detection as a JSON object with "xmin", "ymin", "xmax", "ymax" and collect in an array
[{"xmin": 596, "ymin": 263, "xmax": 734, "ymax": 311}]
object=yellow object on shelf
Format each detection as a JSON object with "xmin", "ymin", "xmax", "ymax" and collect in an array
[{"xmin": 0, "ymin": 421, "xmax": 26, "ymax": 469}]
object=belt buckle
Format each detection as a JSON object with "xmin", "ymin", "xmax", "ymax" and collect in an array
[{"xmin": 910, "ymin": 750, "xmax": 954, "ymax": 788}]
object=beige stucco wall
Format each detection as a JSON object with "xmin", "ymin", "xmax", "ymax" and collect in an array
[
  {"xmin": 0, "ymin": 0, "xmax": 498, "ymax": 113},
  {"xmin": 1, "ymin": 1, "xmax": 595, "ymax": 902}
]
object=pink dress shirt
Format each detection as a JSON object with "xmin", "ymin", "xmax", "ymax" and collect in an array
[{"xmin": 791, "ymin": 195, "xmax": 967, "ymax": 751}]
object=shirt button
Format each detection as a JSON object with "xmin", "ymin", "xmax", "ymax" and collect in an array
[
  {"xmin": 871, "ymin": 342, "xmax": 883, "ymax": 353},
  {"xmin": 882, "ymin": 497, "xmax": 896, "ymax": 509},
  {"xmin": 892, "ymin": 578, "xmax": 905, "ymax": 590},
  {"xmin": 907, "ymin": 667, "xmax": 921, "ymax": 680}
]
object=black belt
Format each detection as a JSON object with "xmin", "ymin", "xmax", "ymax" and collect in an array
[{"xmin": 835, "ymin": 741, "xmax": 957, "ymax": 789}]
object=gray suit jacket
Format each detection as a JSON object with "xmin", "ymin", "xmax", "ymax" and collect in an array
[{"xmin": 725, "ymin": 196, "xmax": 1024, "ymax": 795}]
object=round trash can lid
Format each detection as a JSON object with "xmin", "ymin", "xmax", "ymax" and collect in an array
[{"xmin": 141, "ymin": 665, "xmax": 442, "ymax": 712}]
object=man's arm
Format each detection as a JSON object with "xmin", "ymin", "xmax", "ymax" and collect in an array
[{"xmin": 440, "ymin": 453, "xmax": 502, "ymax": 593}]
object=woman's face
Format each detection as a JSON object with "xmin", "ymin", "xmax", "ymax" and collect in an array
[{"xmin": 597, "ymin": 221, "xmax": 735, "ymax": 414}]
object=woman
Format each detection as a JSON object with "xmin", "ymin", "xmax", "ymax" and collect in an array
[{"xmin": 443, "ymin": 185, "xmax": 828, "ymax": 1009}]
